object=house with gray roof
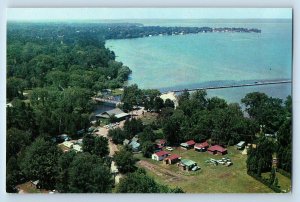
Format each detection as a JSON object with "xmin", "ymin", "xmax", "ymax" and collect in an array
[{"xmin": 96, "ymin": 108, "xmax": 130, "ymax": 121}]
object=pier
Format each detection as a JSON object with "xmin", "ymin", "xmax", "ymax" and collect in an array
[{"xmin": 162, "ymin": 80, "xmax": 292, "ymax": 93}]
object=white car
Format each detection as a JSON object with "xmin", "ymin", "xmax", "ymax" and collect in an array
[{"xmin": 166, "ymin": 147, "xmax": 174, "ymax": 151}]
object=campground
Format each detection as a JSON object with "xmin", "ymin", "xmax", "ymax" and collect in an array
[{"xmin": 135, "ymin": 146, "xmax": 290, "ymax": 193}]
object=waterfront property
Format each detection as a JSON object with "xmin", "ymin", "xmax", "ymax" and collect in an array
[
  {"xmin": 96, "ymin": 108, "xmax": 130, "ymax": 121},
  {"xmin": 207, "ymin": 145, "xmax": 228, "ymax": 155}
]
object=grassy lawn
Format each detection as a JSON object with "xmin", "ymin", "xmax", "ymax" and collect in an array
[
  {"xmin": 262, "ymin": 171, "xmax": 291, "ymax": 193},
  {"xmin": 112, "ymin": 88, "xmax": 124, "ymax": 96},
  {"xmin": 140, "ymin": 112, "xmax": 158, "ymax": 125},
  {"xmin": 135, "ymin": 146, "xmax": 274, "ymax": 193}
]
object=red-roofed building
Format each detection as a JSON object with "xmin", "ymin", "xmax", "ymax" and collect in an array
[
  {"xmin": 194, "ymin": 141, "xmax": 210, "ymax": 152},
  {"xmin": 156, "ymin": 139, "xmax": 167, "ymax": 147},
  {"xmin": 207, "ymin": 145, "xmax": 227, "ymax": 155},
  {"xmin": 164, "ymin": 154, "xmax": 181, "ymax": 164},
  {"xmin": 186, "ymin": 140, "xmax": 196, "ymax": 146},
  {"xmin": 180, "ymin": 140, "xmax": 196, "ymax": 149},
  {"xmin": 152, "ymin": 151, "xmax": 170, "ymax": 161},
  {"xmin": 154, "ymin": 144, "xmax": 163, "ymax": 152}
]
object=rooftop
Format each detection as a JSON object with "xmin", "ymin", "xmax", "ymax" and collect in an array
[
  {"xmin": 181, "ymin": 159, "xmax": 197, "ymax": 167},
  {"xmin": 195, "ymin": 141, "xmax": 209, "ymax": 148},
  {"xmin": 154, "ymin": 151, "xmax": 169, "ymax": 157},
  {"xmin": 208, "ymin": 145, "xmax": 227, "ymax": 152},
  {"xmin": 166, "ymin": 154, "xmax": 180, "ymax": 161}
]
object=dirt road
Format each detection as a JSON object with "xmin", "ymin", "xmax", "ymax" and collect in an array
[{"xmin": 137, "ymin": 160, "xmax": 188, "ymax": 183}]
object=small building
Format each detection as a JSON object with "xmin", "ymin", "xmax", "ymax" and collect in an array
[
  {"xmin": 208, "ymin": 145, "xmax": 227, "ymax": 155},
  {"xmin": 194, "ymin": 141, "xmax": 209, "ymax": 152},
  {"xmin": 129, "ymin": 141, "xmax": 140, "ymax": 152},
  {"xmin": 131, "ymin": 136, "xmax": 139, "ymax": 143},
  {"xmin": 152, "ymin": 151, "xmax": 170, "ymax": 161},
  {"xmin": 123, "ymin": 139, "xmax": 130, "ymax": 146},
  {"xmin": 154, "ymin": 144, "xmax": 163, "ymax": 152},
  {"xmin": 236, "ymin": 141, "xmax": 246, "ymax": 150},
  {"xmin": 164, "ymin": 154, "xmax": 180, "ymax": 164},
  {"xmin": 180, "ymin": 140, "xmax": 196, "ymax": 150},
  {"xmin": 156, "ymin": 139, "xmax": 167, "ymax": 147},
  {"xmin": 73, "ymin": 144, "xmax": 82, "ymax": 152},
  {"xmin": 179, "ymin": 159, "xmax": 197, "ymax": 171},
  {"xmin": 63, "ymin": 141, "xmax": 74, "ymax": 149},
  {"xmin": 96, "ymin": 108, "xmax": 130, "ymax": 121}
]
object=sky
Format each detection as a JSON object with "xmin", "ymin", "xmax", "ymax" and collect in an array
[{"xmin": 7, "ymin": 8, "xmax": 292, "ymax": 21}]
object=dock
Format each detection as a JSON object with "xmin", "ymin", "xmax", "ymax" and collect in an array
[{"xmin": 162, "ymin": 80, "xmax": 291, "ymax": 93}]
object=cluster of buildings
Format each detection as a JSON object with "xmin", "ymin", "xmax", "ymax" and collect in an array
[
  {"xmin": 150, "ymin": 139, "xmax": 234, "ymax": 172},
  {"xmin": 60, "ymin": 139, "xmax": 83, "ymax": 153},
  {"xmin": 179, "ymin": 139, "xmax": 228, "ymax": 155}
]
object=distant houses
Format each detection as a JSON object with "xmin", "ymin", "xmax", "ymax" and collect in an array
[{"xmin": 207, "ymin": 145, "xmax": 227, "ymax": 155}]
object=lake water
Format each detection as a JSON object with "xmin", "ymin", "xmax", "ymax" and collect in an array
[{"xmin": 106, "ymin": 19, "xmax": 292, "ymax": 103}]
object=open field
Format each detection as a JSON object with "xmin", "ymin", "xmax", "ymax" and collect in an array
[
  {"xmin": 140, "ymin": 112, "xmax": 158, "ymax": 125},
  {"xmin": 135, "ymin": 146, "xmax": 275, "ymax": 193}
]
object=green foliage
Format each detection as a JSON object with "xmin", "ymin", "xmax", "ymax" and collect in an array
[
  {"xmin": 7, "ymin": 77, "xmax": 27, "ymax": 100},
  {"xmin": 141, "ymin": 141, "xmax": 155, "ymax": 158},
  {"xmin": 276, "ymin": 118, "xmax": 292, "ymax": 172},
  {"xmin": 108, "ymin": 128, "xmax": 127, "ymax": 144},
  {"xmin": 20, "ymin": 138, "xmax": 62, "ymax": 189},
  {"xmin": 247, "ymin": 136, "xmax": 274, "ymax": 175},
  {"xmin": 242, "ymin": 92, "xmax": 285, "ymax": 133},
  {"xmin": 113, "ymin": 147, "xmax": 137, "ymax": 174},
  {"xmin": 56, "ymin": 151, "xmax": 77, "ymax": 192},
  {"xmin": 60, "ymin": 152, "xmax": 113, "ymax": 193},
  {"xmin": 108, "ymin": 114, "xmax": 118, "ymax": 123},
  {"xmin": 121, "ymin": 84, "xmax": 143, "ymax": 111},
  {"xmin": 164, "ymin": 98, "xmax": 175, "ymax": 109},
  {"xmin": 7, "ymin": 99, "xmax": 37, "ymax": 135},
  {"xmin": 82, "ymin": 134, "xmax": 109, "ymax": 157},
  {"xmin": 6, "ymin": 128, "xmax": 32, "ymax": 160},
  {"xmin": 207, "ymin": 97, "xmax": 228, "ymax": 110},
  {"xmin": 6, "ymin": 156, "xmax": 22, "ymax": 193},
  {"xmin": 116, "ymin": 168, "xmax": 185, "ymax": 193},
  {"xmin": 139, "ymin": 125, "xmax": 156, "ymax": 143},
  {"xmin": 153, "ymin": 97, "xmax": 165, "ymax": 112},
  {"xmin": 123, "ymin": 118, "xmax": 144, "ymax": 139}
]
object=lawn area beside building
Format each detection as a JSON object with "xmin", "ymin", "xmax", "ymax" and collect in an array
[{"xmin": 135, "ymin": 146, "xmax": 274, "ymax": 193}]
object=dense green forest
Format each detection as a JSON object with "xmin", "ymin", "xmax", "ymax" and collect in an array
[{"xmin": 6, "ymin": 22, "xmax": 291, "ymax": 193}]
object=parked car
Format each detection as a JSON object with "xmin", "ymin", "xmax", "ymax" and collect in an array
[
  {"xmin": 166, "ymin": 146, "xmax": 174, "ymax": 151},
  {"xmin": 192, "ymin": 166, "xmax": 200, "ymax": 171}
]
